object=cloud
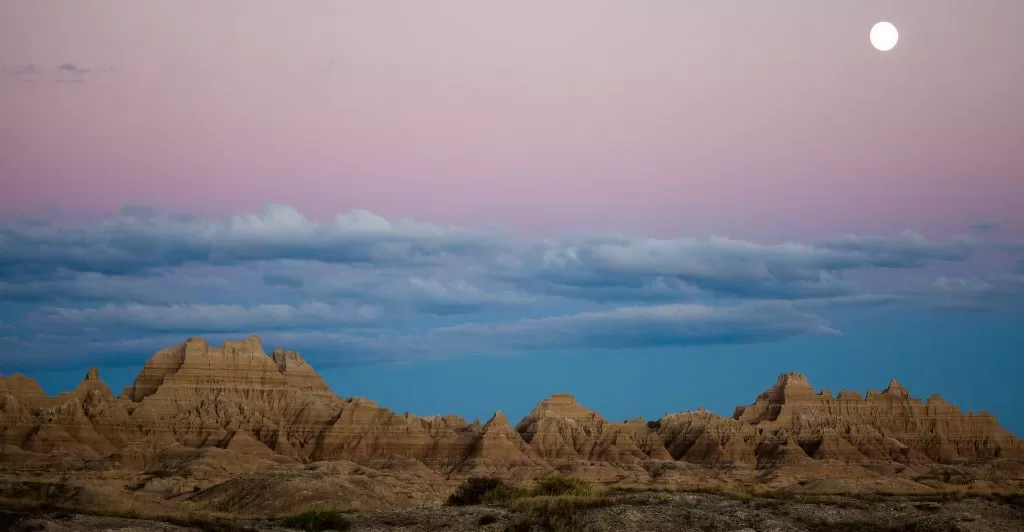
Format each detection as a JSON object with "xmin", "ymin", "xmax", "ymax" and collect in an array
[
  {"xmin": 2, "ymin": 63, "xmax": 99, "ymax": 84},
  {"xmin": 262, "ymin": 273, "xmax": 305, "ymax": 288},
  {"xmin": 247, "ymin": 261, "xmax": 539, "ymax": 317},
  {"xmin": 0, "ymin": 299, "xmax": 856, "ymax": 369},
  {"xmin": 26, "ymin": 301, "xmax": 384, "ymax": 334},
  {"xmin": 424, "ymin": 301, "xmax": 841, "ymax": 350},
  {"xmin": 396, "ymin": 277, "xmax": 538, "ymax": 316},
  {"xmin": 1, "ymin": 64, "xmax": 37, "ymax": 81},
  {"xmin": 811, "ymin": 231, "xmax": 976, "ymax": 267},
  {"xmin": 494, "ymin": 231, "xmax": 975, "ymax": 303},
  {"xmin": 929, "ymin": 275, "xmax": 1024, "ymax": 312},
  {"xmin": 262, "ymin": 298, "xmax": 864, "ymax": 365},
  {"xmin": 968, "ymin": 220, "xmax": 1002, "ymax": 234},
  {"xmin": 0, "ymin": 204, "xmax": 1007, "ymax": 371},
  {"xmin": 0, "ymin": 268, "xmax": 258, "ymax": 306},
  {"xmin": 0, "ymin": 333, "xmax": 228, "ymax": 369},
  {"xmin": 0, "ymin": 271, "xmax": 189, "ymax": 304},
  {"xmin": 0, "ymin": 205, "xmax": 504, "ymax": 280},
  {"xmin": 57, "ymin": 63, "xmax": 90, "ymax": 75}
]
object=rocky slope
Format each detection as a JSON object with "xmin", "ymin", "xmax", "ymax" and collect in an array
[{"xmin": 0, "ymin": 337, "xmax": 1021, "ymax": 482}]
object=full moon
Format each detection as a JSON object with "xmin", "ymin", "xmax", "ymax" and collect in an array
[{"xmin": 870, "ymin": 21, "xmax": 899, "ymax": 52}]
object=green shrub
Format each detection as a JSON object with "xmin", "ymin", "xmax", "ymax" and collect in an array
[
  {"xmin": 482, "ymin": 485, "xmax": 531, "ymax": 505},
  {"xmin": 446, "ymin": 477, "xmax": 509, "ymax": 506},
  {"xmin": 279, "ymin": 510, "xmax": 352, "ymax": 532},
  {"xmin": 511, "ymin": 495, "xmax": 610, "ymax": 515},
  {"xmin": 535, "ymin": 476, "xmax": 594, "ymax": 498}
]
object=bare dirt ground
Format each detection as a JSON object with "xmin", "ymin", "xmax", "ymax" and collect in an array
[{"xmin": 3, "ymin": 490, "xmax": 1023, "ymax": 532}]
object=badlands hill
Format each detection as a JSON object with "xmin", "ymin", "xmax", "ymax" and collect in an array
[{"xmin": 0, "ymin": 336, "xmax": 1022, "ymax": 514}]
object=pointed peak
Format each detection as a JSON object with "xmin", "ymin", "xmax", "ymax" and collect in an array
[
  {"xmin": 884, "ymin": 377, "xmax": 909, "ymax": 397},
  {"xmin": 85, "ymin": 367, "xmax": 99, "ymax": 381},
  {"xmin": 485, "ymin": 410, "xmax": 510, "ymax": 427}
]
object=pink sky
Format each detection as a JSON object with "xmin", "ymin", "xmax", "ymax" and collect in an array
[{"xmin": 1, "ymin": 0, "xmax": 1022, "ymax": 238}]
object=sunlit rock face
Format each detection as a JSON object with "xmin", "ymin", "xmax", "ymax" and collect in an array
[{"xmin": 0, "ymin": 339, "xmax": 1020, "ymax": 477}]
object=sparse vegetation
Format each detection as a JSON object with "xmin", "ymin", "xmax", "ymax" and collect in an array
[
  {"xmin": 4, "ymin": 484, "xmax": 1024, "ymax": 531},
  {"xmin": 511, "ymin": 494, "xmax": 611, "ymax": 515},
  {"xmin": 447, "ymin": 475, "xmax": 609, "ymax": 530},
  {"xmin": 535, "ymin": 476, "xmax": 596, "ymax": 497},
  {"xmin": 503, "ymin": 519, "xmax": 531, "ymax": 532},
  {"xmin": 512, "ymin": 493, "xmax": 612, "ymax": 531},
  {"xmin": 9, "ymin": 518, "xmax": 47, "ymax": 532},
  {"xmin": 482, "ymin": 485, "xmax": 531, "ymax": 505},
  {"xmin": 448, "ymin": 475, "xmax": 603, "ymax": 507},
  {"xmin": 446, "ymin": 477, "xmax": 511, "ymax": 506},
  {"xmin": 165, "ymin": 516, "xmax": 257, "ymax": 532},
  {"xmin": 278, "ymin": 509, "xmax": 352, "ymax": 531}
]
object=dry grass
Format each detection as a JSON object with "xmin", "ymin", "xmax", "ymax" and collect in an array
[
  {"xmin": 510, "ymin": 495, "xmax": 612, "ymax": 514},
  {"xmin": 607, "ymin": 482, "xmax": 1024, "ymax": 507},
  {"xmin": 278, "ymin": 509, "xmax": 352, "ymax": 531},
  {"xmin": 446, "ymin": 476, "xmax": 611, "ymax": 531},
  {"xmin": 482, "ymin": 485, "xmax": 531, "ymax": 505},
  {"xmin": 0, "ymin": 496, "xmax": 259, "ymax": 532}
]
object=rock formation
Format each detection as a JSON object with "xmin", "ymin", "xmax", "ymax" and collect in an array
[
  {"xmin": 0, "ymin": 337, "xmax": 1021, "ymax": 483},
  {"xmin": 730, "ymin": 372, "xmax": 1024, "ymax": 464},
  {"xmin": 515, "ymin": 394, "xmax": 671, "ymax": 463}
]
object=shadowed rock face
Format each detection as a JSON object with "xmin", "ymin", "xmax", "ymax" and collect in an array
[{"xmin": 0, "ymin": 338, "xmax": 1021, "ymax": 477}]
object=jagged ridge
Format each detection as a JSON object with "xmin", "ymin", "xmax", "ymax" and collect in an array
[{"xmin": 0, "ymin": 337, "xmax": 1021, "ymax": 476}]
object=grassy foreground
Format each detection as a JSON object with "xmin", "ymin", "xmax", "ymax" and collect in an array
[{"xmin": 445, "ymin": 475, "xmax": 611, "ymax": 531}]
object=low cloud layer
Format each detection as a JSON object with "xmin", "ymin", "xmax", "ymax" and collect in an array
[
  {"xmin": 0, "ymin": 205, "xmax": 1015, "ymax": 370},
  {"xmin": 1, "ymin": 62, "xmax": 113, "ymax": 84}
]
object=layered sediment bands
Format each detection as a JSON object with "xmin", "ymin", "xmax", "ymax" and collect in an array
[
  {"xmin": 0, "ymin": 337, "xmax": 1021, "ymax": 478},
  {"xmin": 516, "ymin": 394, "xmax": 670, "ymax": 463},
  {"xmin": 657, "ymin": 409, "xmax": 757, "ymax": 466},
  {"xmin": 731, "ymin": 373, "xmax": 1024, "ymax": 464}
]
